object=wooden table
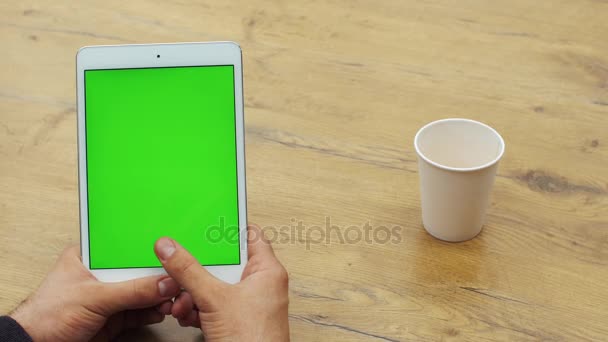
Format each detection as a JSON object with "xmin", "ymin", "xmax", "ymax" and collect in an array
[{"xmin": 1, "ymin": 1, "xmax": 607, "ymax": 341}]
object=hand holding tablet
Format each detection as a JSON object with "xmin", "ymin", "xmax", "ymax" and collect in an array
[
  {"xmin": 9, "ymin": 225, "xmax": 290, "ymax": 342},
  {"xmin": 77, "ymin": 42, "xmax": 248, "ymax": 283},
  {"xmin": 153, "ymin": 225, "xmax": 290, "ymax": 340}
]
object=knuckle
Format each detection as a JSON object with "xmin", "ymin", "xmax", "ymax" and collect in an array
[
  {"xmin": 131, "ymin": 279, "xmax": 147, "ymax": 301},
  {"xmin": 177, "ymin": 256, "xmax": 199, "ymax": 278}
]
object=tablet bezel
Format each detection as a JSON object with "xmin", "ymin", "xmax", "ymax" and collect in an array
[{"xmin": 76, "ymin": 42, "xmax": 248, "ymax": 283}]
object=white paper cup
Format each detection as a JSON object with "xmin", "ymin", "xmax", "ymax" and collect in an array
[{"xmin": 414, "ymin": 118, "xmax": 505, "ymax": 242}]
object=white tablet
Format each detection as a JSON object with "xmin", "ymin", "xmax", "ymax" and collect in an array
[{"xmin": 76, "ymin": 42, "xmax": 248, "ymax": 283}]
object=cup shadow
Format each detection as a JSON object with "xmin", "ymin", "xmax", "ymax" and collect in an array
[{"xmin": 408, "ymin": 223, "xmax": 491, "ymax": 286}]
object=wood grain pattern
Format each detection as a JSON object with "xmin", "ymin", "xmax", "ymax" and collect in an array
[{"xmin": 1, "ymin": 0, "xmax": 607, "ymax": 341}]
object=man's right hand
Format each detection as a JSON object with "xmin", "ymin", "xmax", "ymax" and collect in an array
[{"xmin": 154, "ymin": 224, "xmax": 290, "ymax": 342}]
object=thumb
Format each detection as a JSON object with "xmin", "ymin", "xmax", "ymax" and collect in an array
[
  {"xmin": 154, "ymin": 237, "xmax": 225, "ymax": 308},
  {"xmin": 98, "ymin": 275, "xmax": 180, "ymax": 313}
]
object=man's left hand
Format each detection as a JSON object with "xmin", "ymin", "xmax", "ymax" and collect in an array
[{"xmin": 10, "ymin": 245, "xmax": 180, "ymax": 342}]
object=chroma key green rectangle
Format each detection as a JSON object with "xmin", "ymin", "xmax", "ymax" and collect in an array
[{"xmin": 84, "ymin": 65, "xmax": 240, "ymax": 269}]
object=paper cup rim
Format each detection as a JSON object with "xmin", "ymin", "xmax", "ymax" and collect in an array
[{"xmin": 414, "ymin": 118, "xmax": 505, "ymax": 172}]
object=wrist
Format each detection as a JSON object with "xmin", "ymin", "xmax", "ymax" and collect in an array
[{"xmin": 10, "ymin": 302, "xmax": 44, "ymax": 341}]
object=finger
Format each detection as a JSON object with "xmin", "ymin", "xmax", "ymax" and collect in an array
[
  {"xmin": 100, "ymin": 276, "xmax": 181, "ymax": 313},
  {"xmin": 57, "ymin": 244, "xmax": 85, "ymax": 269},
  {"xmin": 61, "ymin": 244, "xmax": 81, "ymax": 259},
  {"xmin": 124, "ymin": 308, "xmax": 165, "ymax": 330},
  {"xmin": 178, "ymin": 310, "xmax": 201, "ymax": 328},
  {"xmin": 138, "ymin": 309, "xmax": 165, "ymax": 325},
  {"xmin": 172, "ymin": 291, "xmax": 194, "ymax": 319},
  {"xmin": 98, "ymin": 308, "xmax": 165, "ymax": 341},
  {"xmin": 154, "ymin": 237, "xmax": 225, "ymax": 304},
  {"xmin": 156, "ymin": 300, "xmax": 173, "ymax": 315},
  {"xmin": 241, "ymin": 224, "xmax": 288, "ymax": 281},
  {"xmin": 247, "ymin": 224, "xmax": 276, "ymax": 260}
]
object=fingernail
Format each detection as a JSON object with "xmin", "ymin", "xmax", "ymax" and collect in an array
[
  {"xmin": 158, "ymin": 277, "xmax": 179, "ymax": 297},
  {"xmin": 156, "ymin": 238, "xmax": 176, "ymax": 261}
]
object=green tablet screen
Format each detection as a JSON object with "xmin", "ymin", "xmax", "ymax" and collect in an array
[{"xmin": 84, "ymin": 65, "xmax": 240, "ymax": 269}]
